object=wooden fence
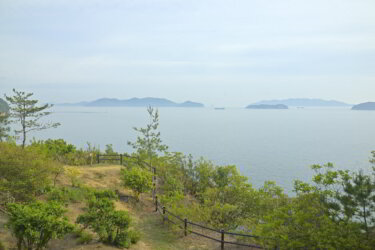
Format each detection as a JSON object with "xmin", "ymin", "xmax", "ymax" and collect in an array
[
  {"xmin": 154, "ymin": 196, "xmax": 279, "ymax": 250},
  {"xmin": 97, "ymin": 154, "xmax": 125, "ymax": 165},
  {"xmin": 97, "ymin": 155, "xmax": 278, "ymax": 249},
  {"xmin": 97, "ymin": 154, "xmax": 156, "ymax": 174}
]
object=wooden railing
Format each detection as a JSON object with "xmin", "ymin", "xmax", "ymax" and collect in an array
[
  {"xmin": 97, "ymin": 155, "xmax": 278, "ymax": 249},
  {"xmin": 154, "ymin": 196, "xmax": 279, "ymax": 250}
]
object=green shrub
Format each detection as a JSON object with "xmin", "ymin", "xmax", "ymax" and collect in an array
[
  {"xmin": 76, "ymin": 197, "xmax": 139, "ymax": 248},
  {"xmin": 6, "ymin": 201, "xmax": 74, "ymax": 250},
  {"xmin": 92, "ymin": 189, "xmax": 118, "ymax": 200},
  {"xmin": 47, "ymin": 187, "xmax": 89, "ymax": 204},
  {"xmin": 121, "ymin": 167, "xmax": 153, "ymax": 201},
  {"xmin": 128, "ymin": 230, "xmax": 141, "ymax": 244},
  {"xmin": 109, "ymin": 229, "xmax": 139, "ymax": 248},
  {"xmin": 0, "ymin": 142, "xmax": 57, "ymax": 201},
  {"xmin": 29, "ymin": 139, "xmax": 100, "ymax": 166},
  {"xmin": 0, "ymin": 239, "xmax": 6, "ymax": 250},
  {"xmin": 72, "ymin": 226, "xmax": 93, "ymax": 245}
]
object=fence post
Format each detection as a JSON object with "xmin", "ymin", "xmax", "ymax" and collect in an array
[
  {"xmin": 152, "ymin": 183, "xmax": 156, "ymax": 202},
  {"xmin": 221, "ymin": 230, "xmax": 224, "ymax": 250},
  {"xmin": 184, "ymin": 218, "xmax": 187, "ymax": 236},
  {"xmin": 155, "ymin": 196, "xmax": 158, "ymax": 212},
  {"xmin": 162, "ymin": 206, "xmax": 166, "ymax": 223},
  {"xmin": 120, "ymin": 154, "xmax": 123, "ymax": 165},
  {"xmin": 97, "ymin": 154, "xmax": 100, "ymax": 164}
]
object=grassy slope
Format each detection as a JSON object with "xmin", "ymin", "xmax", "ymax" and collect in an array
[{"xmin": 0, "ymin": 165, "xmax": 218, "ymax": 250}]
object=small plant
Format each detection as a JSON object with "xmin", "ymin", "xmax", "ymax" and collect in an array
[
  {"xmin": 0, "ymin": 239, "xmax": 6, "ymax": 250},
  {"xmin": 77, "ymin": 231, "xmax": 93, "ymax": 245},
  {"xmin": 128, "ymin": 230, "xmax": 141, "ymax": 244},
  {"xmin": 72, "ymin": 227, "xmax": 93, "ymax": 245},
  {"xmin": 64, "ymin": 166, "xmax": 81, "ymax": 187},
  {"xmin": 121, "ymin": 167, "xmax": 153, "ymax": 201}
]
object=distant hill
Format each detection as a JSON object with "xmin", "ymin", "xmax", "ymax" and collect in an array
[
  {"xmin": 352, "ymin": 102, "xmax": 375, "ymax": 110},
  {"xmin": 246, "ymin": 104, "xmax": 288, "ymax": 110},
  {"xmin": 254, "ymin": 98, "xmax": 350, "ymax": 107},
  {"xmin": 58, "ymin": 97, "xmax": 204, "ymax": 108},
  {"xmin": 0, "ymin": 98, "xmax": 9, "ymax": 113}
]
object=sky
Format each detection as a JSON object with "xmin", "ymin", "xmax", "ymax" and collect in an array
[{"xmin": 0, "ymin": 0, "xmax": 374, "ymax": 107}]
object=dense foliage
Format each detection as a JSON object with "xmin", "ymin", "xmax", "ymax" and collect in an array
[
  {"xmin": 151, "ymin": 152, "xmax": 375, "ymax": 249},
  {"xmin": 30, "ymin": 139, "xmax": 100, "ymax": 166},
  {"xmin": 1, "ymin": 102, "xmax": 374, "ymax": 249},
  {"xmin": 121, "ymin": 166, "xmax": 153, "ymax": 201},
  {"xmin": 76, "ymin": 191, "xmax": 139, "ymax": 248},
  {"xmin": 6, "ymin": 201, "xmax": 74, "ymax": 250},
  {"xmin": 0, "ymin": 142, "xmax": 60, "ymax": 201}
]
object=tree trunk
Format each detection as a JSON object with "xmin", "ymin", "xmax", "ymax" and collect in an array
[{"xmin": 22, "ymin": 128, "xmax": 26, "ymax": 148}]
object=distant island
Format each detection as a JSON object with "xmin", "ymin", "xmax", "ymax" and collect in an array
[
  {"xmin": 352, "ymin": 102, "xmax": 375, "ymax": 110},
  {"xmin": 246, "ymin": 104, "xmax": 288, "ymax": 110},
  {"xmin": 254, "ymin": 98, "xmax": 350, "ymax": 107},
  {"xmin": 57, "ymin": 97, "xmax": 204, "ymax": 108},
  {"xmin": 0, "ymin": 98, "xmax": 9, "ymax": 113}
]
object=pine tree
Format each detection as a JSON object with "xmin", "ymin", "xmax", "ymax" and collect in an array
[
  {"xmin": 5, "ymin": 89, "xmax": 60, "ymax": 147},
  {"xmin": 127, "ymin": 106, "xmax": 168, "ymax": 166}
]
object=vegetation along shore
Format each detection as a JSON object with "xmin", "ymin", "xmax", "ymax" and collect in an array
[{"xmin": 0, "ymin": 90, "xmax": 374, "ymax": 249}]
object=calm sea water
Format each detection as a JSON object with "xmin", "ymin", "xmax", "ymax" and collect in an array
[{"xmin": 27, "ymin": 106, "xmax": 375, "ymax": 193}]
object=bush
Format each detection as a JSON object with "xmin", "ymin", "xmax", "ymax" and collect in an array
[
  {"xmin": 64, "ymin": 166, "xmax": 81, "ymax": 187},
  {"xmin": 121, "ymin": 167, "xmax": 153, "ymax": 201},
  {"xmin": 78, "ymin": 231, "xmax": 93, "ymax": 245},
  {"xmin": 29, "ymin": 139, "xmax": 100, "ymax": 166},
  {"xmin": 72, "ymin": 228, "xmax": 93, "ymax": 245},
  {"xmin": 0, "ymin": 239, "xmax": 6, "ymax": 250},
  {"xmin": 47, "ymin": 186, "xmax": 118, "ymax": 206},
  {"xmin": 0, "ymin": 142, "xmax": 57, "ymax": 201},
  {"xmin": 47, "ymin": 187, "xmax": 89, "ymax": 204},
  {"xmin": 91, "ymin": 189, "xmax": 118, "ymax": 200},
  {"xmin": 128, "ymin": 230, "xmax": 141, "ymax": 244},
  {"xmin": 6, "ymin": 201, "xmax": 74, "ymax": 250},
  {"xmin": 76, "ymin": 197, "xmax": 139, "ymax": 248}
]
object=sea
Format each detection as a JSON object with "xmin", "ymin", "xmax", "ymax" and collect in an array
[{"xmin": 22, "ymin": 106, "xmax": 375, "ymax": 193}]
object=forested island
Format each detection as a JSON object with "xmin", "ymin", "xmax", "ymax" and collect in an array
[
  {"xmin": 1, "ymin": 90, "xmax": 375, "ymax": 250},
  {"xmin": 246, "ymin": 104, "xmax": 288, "ymax": 109},
  {"xmin": 58, "ymin": 97, "xmax": 204, "ymax": 108},
  {"xmin": 254, "ymin": 98, "xmax": 350, "ymax": 107},
  {"xmin": 352, "ymin": 102, "xmax": 375, "ymax": 110}
]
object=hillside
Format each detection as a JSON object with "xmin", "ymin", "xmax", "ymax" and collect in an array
[
  {"xmin": 0, "ymin": 98, "xmax": 9, "ymax": 113},
  {"xmin": 352, "ymin": 102, "xmax": 375, "ymax": 110},
  {"xmin": 254, "ymin": 98, "xmax": 350, "ymax": 107},
  {"xmin": 0, "ymin": 165, "xmax": 218, "ymax": 250},
  {"xmin": 58, "ymin": 97, "xmax": 204, "ymax": 108}
]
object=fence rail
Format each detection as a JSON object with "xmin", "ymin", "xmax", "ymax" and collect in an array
[
  {"xmin": 96, "ymin": 156, "xmax": 277, "ymax": 249},
  {"xmin": 97, "ymin": 154, "xmax": 157, "ymax": 174},
  {"xmin": 155, "ymin": 197, "xmax": 274, "ymax": 250}
]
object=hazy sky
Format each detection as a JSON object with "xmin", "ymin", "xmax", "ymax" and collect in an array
[{"xmin": 1, "ymin": 0, "xmax": 374, "ymax": 106}]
